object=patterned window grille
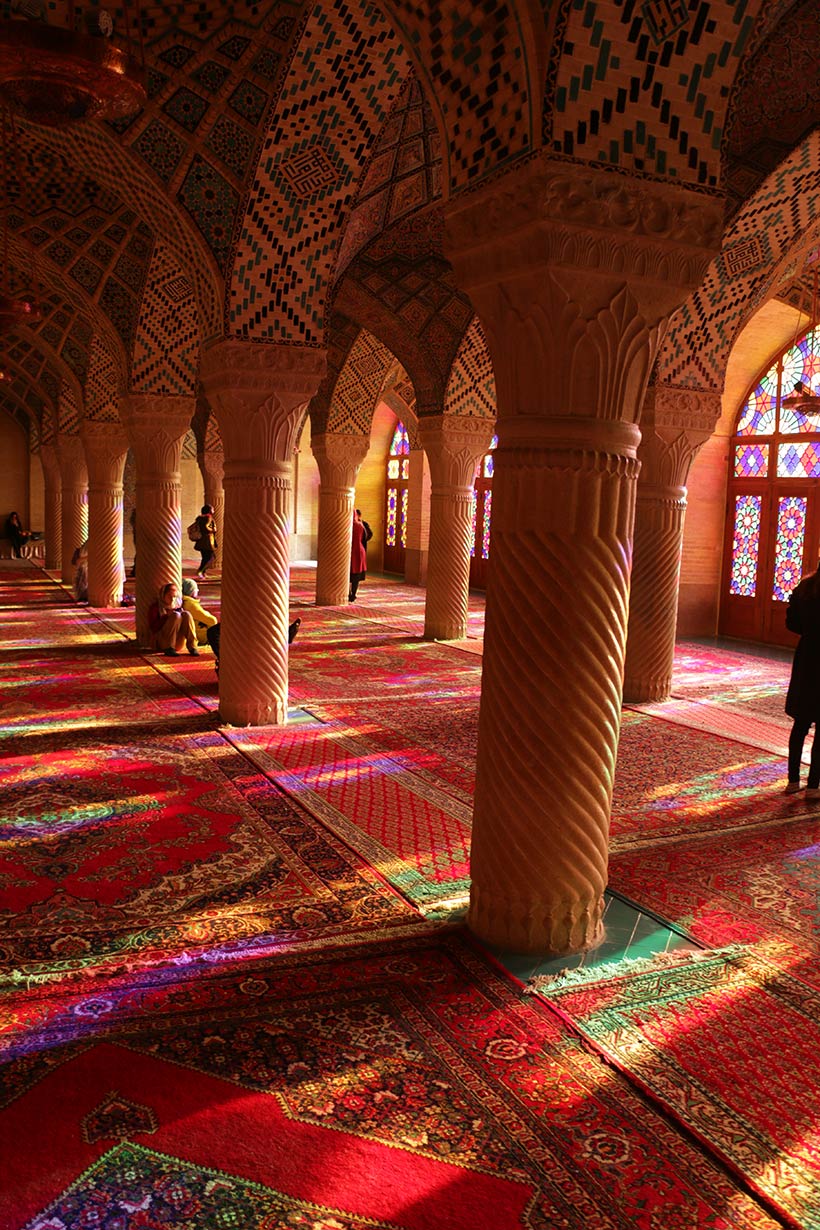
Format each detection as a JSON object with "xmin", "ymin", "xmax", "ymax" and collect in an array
[
  {"xmin": 772, "ymin": 496, "xmax": 807, "ymax": 602},
  {"xmin": 730, "ymin": 494, "xmax": 761, "ymax": 598},
  {"xmin": 386, "ymin": 487, "xmax": 397, "ymax": 546}
]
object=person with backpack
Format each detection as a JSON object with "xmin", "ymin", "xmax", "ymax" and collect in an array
[
  {"xmin": 784, "ymin": 560, "xmax": 820, "ymax": 796},
  {"xmin": 188, "ymin": 504, "xmax": 217, "ymax": 579}
]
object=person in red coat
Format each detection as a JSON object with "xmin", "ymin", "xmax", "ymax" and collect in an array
[{"xmin": 349, "ymin": 510, "xmax": 368, "ymax": 602}]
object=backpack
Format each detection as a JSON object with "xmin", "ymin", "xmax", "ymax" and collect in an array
[{"xmin": 187, "ymin": 520, "xmax": 200, "ymax": 543}]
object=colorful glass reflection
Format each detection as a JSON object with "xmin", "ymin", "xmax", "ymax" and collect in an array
[
  {"xmin": 483, "ymin": 434, "xmax": 497, "ymax": 478},
  {"xmin": 730, "ymin": 494, "xmax": 761, "ymax": 597},
  {"xmin": 772, "ymin": 495, "xmax": 807, "ymax": 602},
  {"xmin": 736, "ymin": 377, "xmax": 777, "ymax": 436},
  {"xmin": 777, "ymin": 441, "xmax": 820, "ymax": 478},
  {"xmin": 386, "ymin": 487, "xmax": 397, "ymax": 546},
  {"xmin": 389, "ymin": 422, "xmax": 410, "ymax": 456},
  {"xmin": 387, "ymin": 459, "xmax": 399, "ymax": 480},
  {"xmin": 482, "ymin": 491, "xmax": 492, "ymax": 559},
  {"xmin": 734, "ymin": 444, "xmax": 768, "ymax": 477},
  {"xmin": 470, "ymin": 490, "xmax": 477, "ymax": 558}
]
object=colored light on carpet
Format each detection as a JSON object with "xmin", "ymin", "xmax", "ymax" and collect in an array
[{"xmin": 533, "ymin": 948, "xmax": 820, "ymax": 1230}]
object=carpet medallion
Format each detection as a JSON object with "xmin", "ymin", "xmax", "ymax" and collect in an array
[
  {"xmin": 533, "ymin": 948, "xmax": 820, "ymax": 1230},
  {"xmin": 0, "ymin": 935, "xmax": 778, "ymax": 1230}
]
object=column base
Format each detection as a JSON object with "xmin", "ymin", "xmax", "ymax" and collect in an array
[
  {"xmin": 467, "ymin": 884, "xmax": 606, "ymax": 957},
  {"xmin": 423, "ymin": 620, "xmax": 467, "ymax": 642},
  {"xmin": 219, "ymin": 698, "xmax": 288, "ymax": 727},
  {"xmin": 622, "ymin": 676, "xmax": 672, "ymax": 704}
]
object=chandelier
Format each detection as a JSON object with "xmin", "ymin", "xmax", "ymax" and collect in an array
[
  {"xmin": 0, "ymin": 1, "xmax": 145, "ymax": 127},
  {"xmin": 0, "ymin": 108, "xmax": 42, "ymax": 336},
  {"xmin": 782, "ymin": 267, "xmax": 820, "ymax": 418}
]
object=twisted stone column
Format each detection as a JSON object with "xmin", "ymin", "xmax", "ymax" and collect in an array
[
  {"xmin": 419, "ymin": 416, "xmax": 494, "ymax": 640},
  {"xmin": 198, "ymin": 449, "xmax": 225, "ymax": 571},
  {"xmin": 445, "ymin": 155, "xmax": 723, "ymax": 954},
  {"xmin": 201, "ymin": 340, "xmax": 326, "ymax": 726},
  {"xmin": 312, "ymin": 432, "xmax": 369, "ymax": 605},
  {"xmin": 623, "ymin": 387, "xmax": 718, "ymax": 702},
  {"xmin": 81, "ymin": 422, "xmax": 128, "ymax": 609},
  {"xmin": 120, "ymin": 395, "xmax": 195, "ymax": 647},
  {"xmin": 39, "ymin": 443, "xmax": 62, "ymax": 570},
  {"xmin": 56, "ymin": 435, "xmax": 88, "ymax": 584}
]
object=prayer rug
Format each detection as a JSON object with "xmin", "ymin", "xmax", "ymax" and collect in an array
[
  {"xmin": 532, "ymin": 947, "xmax": 820, "ymax": 1230},
  {"xmin": 0, "ymin": 933, "xmax": 777, "ymax": 1230}
]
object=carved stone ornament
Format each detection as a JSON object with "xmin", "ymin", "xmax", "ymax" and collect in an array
[
  {"xmin": 312, "ymin": 431, "xmax": 370, "ymax": 486},
  {"xmin": 81, "ymin": 421, "xmax": 128, "ymax": 466},
  {"xmin": 642, "ymin": 383, "xmax": 723, "ymax": 434},
  {"xmin": 444, "ymin": 154, "xmax": 724, "ymax": 305},
  {"xmin": 418, "ymin": 415, "xmax": 495, "ymax": 488}
]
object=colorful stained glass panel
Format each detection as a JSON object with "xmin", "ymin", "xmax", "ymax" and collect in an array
[
  {"xmin": 734, "ymin": 444, "xmax": 768, "ymax": 477},
  {"xmin": 400, "ymin": 488, "xmax": 408, "ymax": 548},
  {"xmin": 482, "ymin": 490, "xmax": 492, "ymax": 559},
  {"xmin": 736, "ymin": 375, "xmax": 777, "ymax": 436},
  {"xmin": 470, "ymin": 490, "xmax": 477, "ymax": 558},
  {"xmin": 386, "ymin": 487, "xmax": 397, "ymax": 546},
  {"xmin": 780, "ymin": 333, "xmax": 820, "ymax": 433},
  {"xmin": 389, "ymin": 422, "xmax": 410, "ymax": 456},
  {"xmin": 772, "ymin": 495, "xmax": 806, "ymax": 602},
  {"xmin": 729, "ymin": 494, "xmax": 761, "ymax": 597},
  {"xmin": 387, "ymin": 459, "xmax": 399, "ymax": 479},
  {"xmin": 483, "ymin": 435, "xmax": 498, "ymax": 478},
  {"xmin": 401, "ymin": 458, "xmax": 409, "ymax": 479},
  {"xmin": 777, "ymin": 441, "xmax": 820, "ymax": 478}
]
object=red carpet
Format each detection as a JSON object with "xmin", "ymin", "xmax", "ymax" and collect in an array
[
  {"xmin": 535, "ymin": 947, "xmax": 820, "ymax": 1230},
  {"xmin": 0, "ymin": 934, "xmax": 777, "ymax": 1230}
]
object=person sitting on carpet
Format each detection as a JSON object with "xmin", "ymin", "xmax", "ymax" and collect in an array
[
  {"xmin": 71, "ymin": 540, "xmax": 88, "ymax": 603},
  {"xmin": 5, "ymin": 512, "xmax": 31, "ymax": 559},
  {"xmin": 207, "ymin": 615, "xmax": 301, "ymax": 673},
  {"xmin": 182, "ymin": 577, "xmax": 218, "ymax": 645},
  {"xmin": 784, "ymin": 560, "xmax": 820, "ymax": 797},
  {"xmin": 148, "ymin": 582, "xmax": 199, "ymax": 657}
]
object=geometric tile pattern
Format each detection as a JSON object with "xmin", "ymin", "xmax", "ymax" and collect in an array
[
  {"xmin": 308, "ymin": 312, "xmax": 362, "ymax": 433},
  {"xmin": 383, "ymin": 0, "xmax": 532, "ymax": 189},
  {"xmin": 229, "ymin": 0, "xmax": 412, "ymax": 340},
  {"xmin": 547, "ymin": 0, "xmax": 748, "ymax": 188},
  {"xmin": 132, "ymin": 240, "xmax": 200, "ymax": 396},
  {"xmin": 178, "ymin": 155, "xmax": 240, "ymax": 276},
  {"xmin": 658, "ymin": 130, "xmax": 820, "ymax": 392},
  {"xmin": 444, "ymin": 317, "xmax": 497, "ymax": 419},
  {"xmin": 336, "ymin": 73, "xmax": 443, "ymax": 277},
  {"xmin": 85, "ymin": 337, "xmax": 121, "ymax": 423},
  {"xmin": 58, "ymin": 379, "xmax": 82, "ymax": 434},
  {"xmin": 327, "ymin": 327, "xmax": 394, "ymax": 434}
]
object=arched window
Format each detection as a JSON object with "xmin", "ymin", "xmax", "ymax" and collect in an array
[
  {"xmin": 469, "ymin": 434, "xmax": 497, "ymax": 589},
  {"xmin": 722, "ymin": 328, "xmax": 820, "ymax": 645},
  {"xmin": 383, "ymin": 420, "xmax": 410, "ymax": 574}
]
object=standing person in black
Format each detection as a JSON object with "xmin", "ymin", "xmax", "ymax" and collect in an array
[
  {"xmin": 785, "ymin": 561, "xmax": 820, "ymax": 796},
  {"xmin": 5, "ymin": 512, "xmax": 30, "ymax": 558},
  {"xmin": 356, "ymin": 508, "xmax": 373, "ymax": 552},
  {"xmin": 193, "ymin": 504, "xmax": 218, "ymax": 580}
]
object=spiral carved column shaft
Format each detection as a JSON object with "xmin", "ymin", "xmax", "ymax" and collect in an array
[
  {"xmin": 199, "ymin": 451, "xmax": 225, "ymax": 571},
  {"xmin": 56, "ymin": 436, "xmax": 88, "ymax": 584},
  {"xmin": 82, "ymin": 424, "xmax": 128, "ymax": 609},
  {"xmin": 39, "ymin": 444, "xmax": 62, "ymax": 570},
  {"xmin": 622, "ymin": 489, "xmax": 686, "ymax": 702},
  {"xmin": 201, "ymin": 339, "xmax": 326, "ymax": 727},
  {"xmin": 420, "ymin": 417, "xmax": 493, "ymax": 641},
  {"xmin": 121, "ymin": 396, "xmax": 195, "ymax": 647},
  {"xmin": 312, "ymin": 433, "xmax": 369, "ymax": 606},
  {"xmin": 469, "ymin": 419, "xmax": 640, "ymax": 953}
]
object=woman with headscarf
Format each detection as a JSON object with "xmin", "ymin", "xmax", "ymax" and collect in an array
[
  {"xmin": 349, "ymin": 509, "xmax": 367, "ymax": 602},
  {"xmin": 191, "ymin": 504, "xmax": 217, "ymax": 579},
  {"xmin": 147, "ymin": 582, "xmax": 199, "ymax": 657},
  {"xmin": 181, "ymin": 577, "xmax": 218, "ymax": 645},
  {"xmin": 5, "ymin": 512, "xmax": 30, "ymax": 558}
]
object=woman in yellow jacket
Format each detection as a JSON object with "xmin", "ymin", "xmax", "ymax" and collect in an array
[{"xmin": 181, "ymin": 578, "xmax": 218, "ymax": 645}]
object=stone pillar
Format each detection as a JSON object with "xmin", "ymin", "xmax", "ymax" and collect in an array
[
  {"xmin": 81, "ymin": 422, "xmax": 129, "ymax": 609},
  {"xmin": 404, "ymin": 446, "xmax": 431, "ymax": 584},
  {"xmin": 201, "ymin": 340, "xmax": 326, "ymax": 727},
  {"xmin": 198, "ymin": 449, "xmax": 225, "ymax": 571},
  {"xmin": 120, "ymin": 395, "xmax": 194, "ymax": 647},
  {"xmin": 39, "ymin": 442, "xmax": 62, "ymax": 570},
  {"xmin": 56, "ymin": 435, "xmax": 88, "ymax": 584},
  {"xmin": 419, "ymin": 415, "xmax": 494, "ymax": 640},
  {"xmin": 312, "ymin": 432, "xmax": 370, "ymax": 606},
  {"xmin": 444, "ymin": 157, "xmax": 723, "ymax": 954},
  {"xmin": 623, "ymin": 386, "xmax": 718, "ymax": 702}
]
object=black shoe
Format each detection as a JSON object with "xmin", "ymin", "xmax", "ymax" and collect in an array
[
  {"xmin": 164, "ymin": 647, "xmax": 179, "ymax": 657},
  {"xmin": 188, "ymin": 646, "xmax": 200, "ymax": 656},
  {"xmin": 288, "ymin": 618, "xmax": 301, "ymax": 644}
]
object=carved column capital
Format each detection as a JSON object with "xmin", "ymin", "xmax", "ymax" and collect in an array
[
  {"xmin": 201, "ymin": 340, "xmax": 327, "ymax": 462},
  {"xmin": 39, "ymin": 441, "xmax": 60, "ymax": 480},
  {"xmin": 120, "ymin": 394, "xmax": 195, "ymax": 473},
  {"xmin": 418, "ymin": 415, "xmax": 495, "ymax": 490},
  {"xmin": 56, "ymin": 433, "xmax": 88, "ymax": 479},
  {"xmin": 81, "ymin": 421, "xmax": 129, "ymax": 479},
  {"xmin": 311, "ymin": 431, "xmax": 370, "ymax": 488},
  {"xmin": 637, "ymin": 385, "xmax": 720, "ymax": 496},
  {"xmin": 198, "ymin": 448, "xmax": 225, "ymax": 485}
]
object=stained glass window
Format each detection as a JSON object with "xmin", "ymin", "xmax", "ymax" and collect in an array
[
  {"xmin": 772, "ymin": 495, "xmax": 807, "ymax": 602},
  {"xmin": 734, "ymin": 444, "xmax": 768, "ymax": 477},
  {"xmin": 387, "ymin": 459, "xmax": 399, "ymax": 479},
  {"xmin": 780, "ymin": 335, "xmax": 820, "ymax": 433},
  {"xmin": 483, "ymin": 434, "xmax": 498, "ymax": 478},
  {"xmin": 736, "ymin": 375, "xmax": 777, "ymax": 436},
  {"xmin": 401, "ymin": 458, "xmax": 409, "ymax": 479},
  {"xmin": 470, "ymin": 490, "xmax": 477, "ymax": 558},
  {"xmin": 400, "ymin": 488, "xmax": 408, "ymax": 547},
  {"xmin": 482, "ymin": 491, "xmax": 492, "ymax": 559},
  {"xmin": 730, "ymin": 494, "xmax": 761, "ymax": 597},
  {"xmin": 386, "ymin": 487, "xmax": 397, "ymax": 546},
  {"xmin": 777, "ymin": 441, "xmax": 820, "ymax": 478},
  {"xmin": 389, "ymin": 422, "xmax": 410, "ymax": 456}
]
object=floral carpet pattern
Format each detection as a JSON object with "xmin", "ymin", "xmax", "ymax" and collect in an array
[
  {"xmin": 536, "ymin": 948, "xmax": 820, "ymax": 1230},
  {"xmin": 0, "ymin": 934, "xmax": 778, "ymax": 1230}
]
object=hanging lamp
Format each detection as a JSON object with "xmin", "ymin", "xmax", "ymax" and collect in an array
[
  {"xmin": 781, "ymin": 266, "xmax": 820, "ymax": 418},
  {"xmin": 0, "ymin": 0, "xmax": 145, "ymax": 128},
  {"xmin": 0, "ymin": 108, "xmax": 42, "ymax": 337}
]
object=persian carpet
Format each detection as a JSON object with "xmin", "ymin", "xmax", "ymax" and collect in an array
[
  {"xmin": 533, "ymin": 947, "xmax": 820, "ymax": 1230},
  {"xmin": 0, "ymin": 933, "xmax": 778, "ymax": 1230}
]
